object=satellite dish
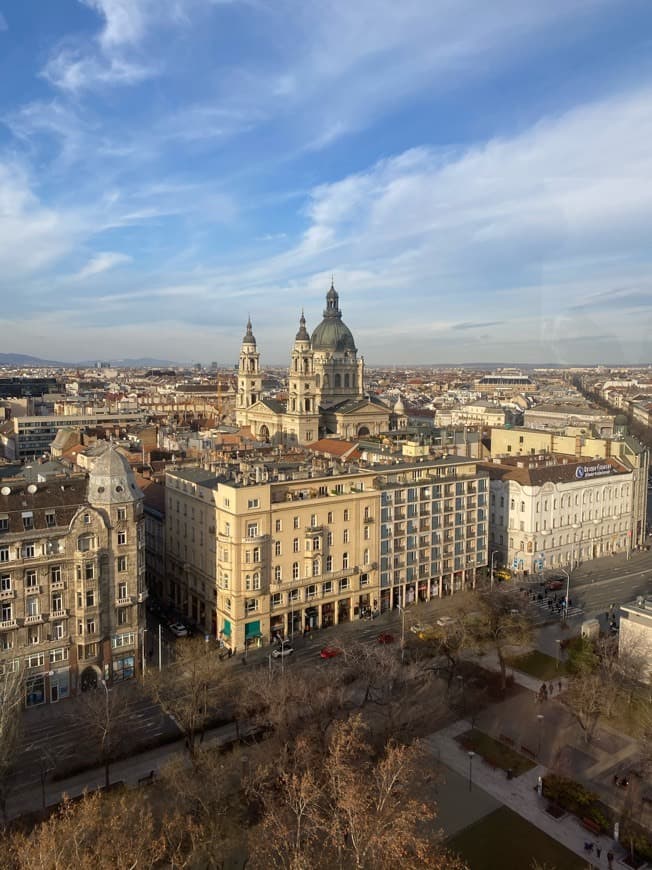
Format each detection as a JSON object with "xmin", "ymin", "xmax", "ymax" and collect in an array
[
  {"xmin": 0, "ymin": 486, "xmax": 10, "ymax": 496},
  {"xmin": 27, "ymin": 484, "xmax": 37, "ymax": 494}
]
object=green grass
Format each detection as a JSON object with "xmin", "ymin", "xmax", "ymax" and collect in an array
[
  {"xmin": 449, "ymin": 805, "xmax": 585, "ymax": 870},
  {"xmin": 507, "ymin": 649, "xmax": 568, "ymax": 680},
  {"xmin": 456, "ymin": 729, "xmax": 536, "ymax": 776}
]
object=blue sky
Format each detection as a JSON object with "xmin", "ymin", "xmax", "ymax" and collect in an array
[{"xmin": 1, "ymin": 0, "xmax": 651, "ymax": 365}]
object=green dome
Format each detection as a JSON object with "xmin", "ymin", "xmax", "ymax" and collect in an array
[{"xmin": 311, "ymin": 284, "xmax": 356, "ymax": 352}]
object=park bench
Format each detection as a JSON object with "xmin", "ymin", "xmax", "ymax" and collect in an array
[
  {"xmin": 499, "ymin": 733, "xmax": 515, "ymax": 747},
  {"xmin": 581, "ymin": 817, "xmax": 601, "ymax": 835},
  {"xmin": 520, "ymin": 745, "xmax": 536, "ymax": 759}
]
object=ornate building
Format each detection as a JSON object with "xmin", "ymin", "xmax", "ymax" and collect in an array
[{"xmin": 236, "ymin": 283, "xmax": 391, "ymax": 444}]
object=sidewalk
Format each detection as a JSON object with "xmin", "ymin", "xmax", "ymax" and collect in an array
[{"xmin": 425, "ymin": 720, "xmax": 625, "ymax": 866}]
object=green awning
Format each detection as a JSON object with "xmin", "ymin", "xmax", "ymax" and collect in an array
[
  {"xmin": 221, "ymin": 619, "xmax": 231, "ymax": 637},
  {"xmin": 245, "ymin": 620, "xmax": 261, "ymax": 638}
]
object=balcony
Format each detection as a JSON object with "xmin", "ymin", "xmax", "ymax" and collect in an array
[
  {"xmin": 137, "ymin": 590, "xmax": 148, "ymax": 603},
  {"xmin": 0, "ymin": 618, "xmax": 17, "ymax": 631},
  {"xmin": 25, "ymin": 614, "xmax": 43, "ymax": 625},
  {"xmin": 25, "ymin": 585, "xmax": 42, "ymax": 595},
  {"xmin": 115, "ymin": 596, "xmax": 133, "ymax": 607},
  {"xmin": 50, "ymin": 609, "xmax": 68, "ymax": 619},
  {"xmin": 0, "ymin": 588, "xmax": 15, "ymax": 600},
  {"xmin": 50, "ymin": 579, "xmax": 65, "ymax": 590},
  {"xmin": 304, "ymin": 525, "xmax": 323, "ymax": 535}
]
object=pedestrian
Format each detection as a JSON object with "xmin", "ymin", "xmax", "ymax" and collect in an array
[
  {"xmin": 558, "ymin": 680, "xmax": 562, "ymax": 693},
  {"xmin": 607, "ymin": 850, "xmax": 614, "ymax": 869},
  {"xmin": 596, "ymin": 845, "xmax": 602, "ymax": 859},
  {"xmin": 548, "ymin": 682, "xmax": 554, "ymax": 696}
]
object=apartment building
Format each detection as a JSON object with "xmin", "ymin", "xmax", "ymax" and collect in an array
[
  {"xmin": 482, "ymin": 455, "xmax": 635, "ymax": 574},
  {"xmin": 619, "ymin": 597, "xmax": 652, "ymax": 684},
  {"xmin": 0, "ymin": 411, "xmax": 146, "ymax": 459},
  {"xmin": 490, "ymin": 427, "xmax": 648, "ymax": 547},
  {"xmin": 164, "ymin": 457, "xmax": 489, "ymax": 651},
  {"xmin": 0, "ymin": 445, "xmax": 146, "ymax": 705}
]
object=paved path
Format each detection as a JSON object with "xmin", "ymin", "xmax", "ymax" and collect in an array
[{"xmin": 426, "ymin": 720, "xmax": 624, "ymax": 867}]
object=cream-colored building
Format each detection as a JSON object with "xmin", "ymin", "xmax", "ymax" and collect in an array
[
  {"xmin": 619, "ymin": 597, "xmax": 652, "ymax": 684},
  {"xmin": 490, "ymin": 427, "xmax": 648, "ymax": 548},
  {"xmin": 483, "ymin": 455, "xmax": 636, "ymax": 574},
  {"xmin": 0, "ymin": 445, "xmax": 146, "ymax": 705},
  {"xmin": 235, "ymin": 284, "xmax": 392, "ymax": 446},
  {"xmin": 164, "ymin": 457, "xmax": 489, "ymax": 651}
]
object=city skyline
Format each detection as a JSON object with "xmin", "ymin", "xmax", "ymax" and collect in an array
[{"xmin": 1, "ymin": 1, "xmax": 651, "ymax": 364}]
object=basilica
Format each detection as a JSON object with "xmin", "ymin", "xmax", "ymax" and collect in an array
[{"xmin": 235, "ymin": 283, "xmax": 393, "ymax": 445}]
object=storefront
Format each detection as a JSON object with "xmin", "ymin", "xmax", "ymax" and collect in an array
[
  {"xmin": 245, "ymin": 620, "xmax": 263, "ymax": 649},
  {"xmin": 25, "ymin": 674, "xmax": 46, "ymax": 707},
  {"xmin": 321, "ymin": 601, "xmax": 335, "ymax": 628},
  {"xmin": 49, "ymin": 668, "xmax": 70, "ymax": 702}
]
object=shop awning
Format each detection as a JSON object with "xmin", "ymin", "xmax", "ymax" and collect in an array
[
  {"xmin": 221, "ymin": 620, "xmax": 231, "ymax": 637},
  {"xmin": 245, "ymin": 620, "xmax": 261, "ymax": 639}
]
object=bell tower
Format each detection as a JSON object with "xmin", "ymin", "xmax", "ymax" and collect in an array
[
  {"xmin": 236, "ymin": 318, "xmax": 262, "ymax": 427},
  {"xmin": 285, "ymin": 312, "xmax": 320, "ymax": 445}
]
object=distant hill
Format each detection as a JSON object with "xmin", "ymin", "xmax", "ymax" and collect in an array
[{"xmin": 0, "ymin": 353, "xmax": 184, "ymax": 368}]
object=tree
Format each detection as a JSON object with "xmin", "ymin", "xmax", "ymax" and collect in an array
[
  {"xmin": 0, "ymin": 666, "xmax": 24, "ymax": 824},
  {"xmin": 6, "ymin": 789, "xmax": 166, "ymax": 870},
  {"xmin": 562, "ymin": 671, "xmax": 604, "ymax": 744},
  {"xmin": 146, "ymin": 636, "xmax": 231, "ymax": 759},
  {"xmin": 75, "ymin": 680, "xmax": 133, "ymax": 788},
  {"xmin": 466, "ymin": 589, "xmax": 533, "ymax": 692},
  {"xmin": 247, "ymin": 714, "xmax": 468, "ymax": 870}
]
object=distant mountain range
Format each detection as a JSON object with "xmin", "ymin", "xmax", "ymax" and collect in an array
[{"xmin": 0, "ymin": 353, "xmax": 185, "ymax": 368}]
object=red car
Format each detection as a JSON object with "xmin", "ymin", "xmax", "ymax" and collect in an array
[
  {"xmin": 377, "ymin": 632, "xmax": 395, "ymax": 644},
  {"xmin": 545, "ymin": 580, "xmax": 564, "ymax": 591},
  {"xmin": 319, "ymin": 646, "xmax": 342, "ymax": 659}
]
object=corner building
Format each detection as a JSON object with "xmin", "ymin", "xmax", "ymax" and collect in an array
[
  {"xmin": 0, "ymin": 445, "xmax": 146, "ymax": 705},
  {"xmin": 165, "ymin": 458, "xmax": 489, "ymax": 650}
]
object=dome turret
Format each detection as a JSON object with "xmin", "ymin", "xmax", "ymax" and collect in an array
[
  {"xmin": 295, "ymin": 311, "xmax": 310, "ymax": 342},
  {"xmin": 242, "ymin": 318, "xmax": 256, "ymax": 345},
  {"xmin": 311, "ymin": 282, "xmax": 356, "ymax": 352},
  {"xmin": 88, "ymin": 443, "xmax": 143, "ymax": 505}
]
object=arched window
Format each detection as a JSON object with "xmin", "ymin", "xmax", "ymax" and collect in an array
[
  {"xmin": 303, "ymin": 358, "xmax": 309, "ymax": 374},
  {"xmin": 324, "ymin": 374, "xmax": 329, "ymax": 387},
  {"xmin": 305, "ymin": 398, "xmax": 311, "ymax": 412},
  {"xmin": 292, "ymin": 562, "xmax": 299, "ymax": 580},
  {"xmin": 344, "ymin": 373, "xmax": 350, "ymax": 388},
  {"xmin": 312, "ymin": 557, "xmax": 320, "ymax": 577},
  {"xmin": 326, "ymin": 555, "xmax": 333, "ymax": 572},
  {"xmin": 334, "ymin": 373, "xmax": 341, "ymax": 388},
  {"xmin": 315, "ymin": 374, "xmax": 320, "ymax": 387},
  {"xmin": 342, "ymin": 552, "xmax": 349, "ymax": 569}
]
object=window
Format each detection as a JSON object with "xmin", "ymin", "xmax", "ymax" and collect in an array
[
  {"xmin": 51, "ymin": 565, "xmax": 61, "ymax": 583},
  {"xmin": 327, "ymin": 531, "xmax": 333, "ymax": 546},
  {"xmin": 322, "ymin": 580, "xmax": 333, "ymax": 595},
  {"xmin": 292, "ymin": 562, "xmax": 299, "ymax": 580},
  {"xmin": 252, "ymin": 573, "xmax": 261, "ymax": 590},
  {"xmin": 224, "ymin": 522, "xmax": 231, "ymax": 537},
  {"xmin": 360, "ymin": 572, "xmax": 369, "ymax": 586},
  {"xmin": 117, "ymin": 608, "xmax": 128, "ymax": 625},
  {"xmin": 327, "ymin": 511, "xmax": 333, "ymax": 523},
  {"xmin": 312, "ymin": 557, "xmax": 320, "ymax": 577},
  {"xmin": 25, "ymin": 653, "xmax": 44, "ymax": 669},
  {"xmin": 22, "ymin": 512, "xmax": 34, "ymax": 530},
  {"xmin": 343, "ymin": 509, "xmax": 349, "ymax": 521},
  {"xmin": 363, "ymin": 526, "xmax": 370, "ymax": 540},
  {"xmin": 306, "ymin": 584, "xmax": 317, "ymax": 599},
  {"xmin": 51, "ymin": 593, "xmax": 62, "ymax": 613},
  {"xmin": 275, "ymin": 519, "xmax": 282, "ymax": 532},
  {"xmin": 22, "ymin": 543, "xmax": 35, "ymax": 559},
  {"xmin": 271, "ymin": 592, "xmax": 282, "ymax": 607},
  {"xmin": 117, "ymin": 530, "xmax": 127, "ymax": 545},
  {"xmin": 342, "ymin": 552, "xmax": 349, "ymax": 569},
  {"xmin": 0, "ymin": 573, "xmax": 10, "ymax": 592},
  {"xmin": 312, "ymin": 537, "xmax": 320, "ymax": 551},
  {"xmin": 326, "ymin": 555, "xmax": 333, "ymax": 572},
  {"xmin": 117, "ymin": 556, "xmax": 127, "ymax": 573},
  {"xmin": 28, "ymin": 626, "xmax": 40, "ymax": 645},
  {"xmin": 293, "ymin": 538, "xmax": 299, "ymax": 553},
  {"xmin": 77, "ymin": 534, "xmax": 94, "ymax": 552},
  {"xmin": 118, "ymin": 581, "xmax": 128, "ymax": 600},
  {"xmin": 246, "ymin": 523, "xmax": 258, "ymax": 538},
  {"xmin": 274, "ymin": 540, "xmax": 281, "ymax": 556},
  {"xmin": 293, "ymin": 516, "xmax": 300, "ymax": 529},
  {"xmin": 289, "ymin": 588, "xmax": 299, "ymax": 602},
  {"xmin": 247, "ymin": 498, "xmax": 259, "ymax": 509},
  {"xmin": 85, "ymin": 561, "xmax": 95, "ymax": 580},
  {"xmin": 1, "ymin": 601, "xmax": 12, "ymax": 622},
  {"xmin": 112, "ymin": 655, "xmax": 135, "ymax": 681},
  {"xmin": 52, "ymin": 621, "xmax": 64, "ymax": 640},
  {"xmin": 364, "ymin": 506, "xmax": 370, "ymax": 521},
  {"xmin": 245, "ymin": 598, "xmax": 258, "ymax": 613},
  {"xmin": 26, "ymin": 597, "xmax": 39, "ymax": 617},
  {"xmin": 86, "ymin": 618, "xmax": 96, "ymax": 635},
  {"xmin": 50, "ymin": 647, "xmax": 68, "ymax": 663},
  {"xmin": 45, "ymin": 511, "xmax": 56, "ymax": 527},
  {"xmin": 310, "ymin": 514, "xmax": 317, "ymax": 527},
  {"xmin": 339, "ymin": 578, "xmax": 349, "ymax": 592},
  {"xmin": 25, "ymin": 569, "xmax": 38, "ymax": 589},
  {"xmin": 0, "ymin": 515, "xmax": 8, "ymax": 532},
  {"xmin": 274, "ymin": 565, "xmax": 282, "ymax": 582},
  {"xmin": 363, "ymin": 549, "xmax": 370, "ymax": 565}
]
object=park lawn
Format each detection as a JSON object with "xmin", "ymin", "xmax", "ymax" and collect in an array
[
  {"xmin": 507, "ymin": 649, "xmax": 568, "ymax": 680},
  {"xmin": 456, "ymin": 729, "xmax": 536, "ymax": 776},
  {"xmin": 449, "ymin": 805, "xmax": 585, "ymax": 870}
]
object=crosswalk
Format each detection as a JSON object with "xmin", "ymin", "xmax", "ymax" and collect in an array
[{"xmin": 525, "ymin": 594, "xmax": 584, "ymax": 624}]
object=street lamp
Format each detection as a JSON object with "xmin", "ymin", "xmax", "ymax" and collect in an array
[
  {"xmin": 398, "ymin": 604, "xmax": 406, "ymax": 664},
  {"xmin": 141, "ymin": 628, "xmax": 148, "ymax": 681},
  {"xmin": 559, "ymin": 568, "xmax": 570, "ymax": 621},
  {"xmin": 467, "ymin": 750, "xmax": 475, "ymax": 792},
  {"xmin": 537, "ymin": 713, "xmax": 544, "ymax": 758},
  {"xmin": 490, "ymin": 550, "xmax": 499, "ymax": 590}
]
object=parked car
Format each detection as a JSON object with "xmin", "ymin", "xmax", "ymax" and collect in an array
[
  {"xmin": 494, "ymin": 568, "xmax": 512, "ymax": 582},
  {"xmin": 168, "ymin": 622, "xmax": 189, "ymax": 637},
  {"xmin": 545, "ymin": 580, "xmax": 564, "ymax": 592},
  {"xmin": 272, "ymin": 644, "xmax": 294, "ymax": 659},
  {"xmin": 377, "ymin": 632, "xmax": 394, "ymax": 644},
  {"xmin": 319, "ymin": 646, "xmax": 342, "ymax": 659}
]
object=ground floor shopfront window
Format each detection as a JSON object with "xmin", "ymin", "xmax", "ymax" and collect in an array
[
  {"xmin": 26, "ymin": 675, "xmax": 45, "ymax": 707},
  {"xmin": 113, "ymin": 655, "xmax": 135, "ymax": 681}
]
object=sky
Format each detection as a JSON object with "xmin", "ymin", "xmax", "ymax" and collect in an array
[{"xmin": 1, "ymin": 0, "xmax": 652, "ymax": 366}]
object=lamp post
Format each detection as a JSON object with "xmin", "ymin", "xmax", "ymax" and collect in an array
[
  {"xmin": 99, "ymin": 678, "xmax": 111, "ymax": 788},
  {"xmin": 537, "ymin": 713, "xmax": 544, "ymax": 759},
  {"xmin": 490, "ymin": 550, "xmax": 499, "ymax": 590},
  {"xmin": 467, "ymin": 750, "xmax": 475, "ymax": 792},
  {"xmin": 559, "ymin": 568, "xmax": 570, "ymax": 622},
  {"xmin": 141, "ymin": 628, "xmax": 148, "ymax": 681},
  {"xmin": 398, "ymin": 604, "xmax": 406, "ymax": 664}
]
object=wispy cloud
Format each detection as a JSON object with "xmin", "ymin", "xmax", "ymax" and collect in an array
[
  {"xmin": 453, "ymin": 321, "xmax": 503, "ymax": 331},
  {"xmin": 73, "ymin": 251, "xmax": 132, "ymax": 280}
]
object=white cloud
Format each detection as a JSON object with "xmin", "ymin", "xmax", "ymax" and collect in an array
[{"xmin": 73, "ymin": 251, "xmax": 132, "ymax": 280}]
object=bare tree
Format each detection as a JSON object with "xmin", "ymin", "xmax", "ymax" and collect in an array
[
  {"xmin": 74, "ymin": 680, "xmax": 135, "ymax": 788},
  {"xmin": 0, "ymin": 666, "xmax": 24, "ymax": 824},
  {"xmin": 146, "ymin": 636, "xmax": 231, "ymax": 758},
  {"xmin": 561, "ymin": 671, "xmax": 604, "ymax": 744},
  {"xmin": 466, "ymin": 589, "xmax": 533, "ymax": 692}
]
